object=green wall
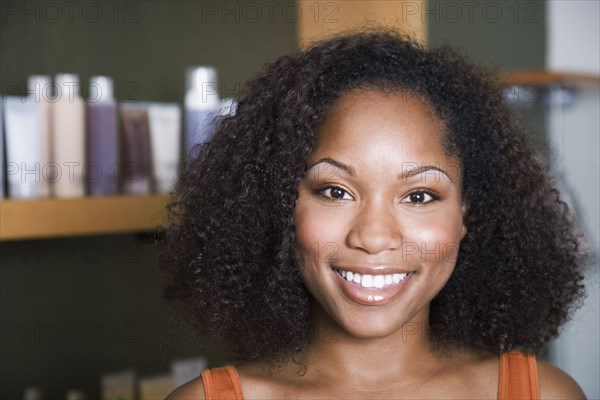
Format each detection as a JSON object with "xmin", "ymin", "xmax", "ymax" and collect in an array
[
  {"xmin": 427, "ymin": 0, "xmax": 546, "ymax": 70},
  {"xmin": 0, "ymin": 0, "xmax": 296, "ymax": 398}
]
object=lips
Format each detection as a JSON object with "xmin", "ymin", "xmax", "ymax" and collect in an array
[{"xmin": 332, "ymin": 266, "xmax": 414, "ymax": 306}]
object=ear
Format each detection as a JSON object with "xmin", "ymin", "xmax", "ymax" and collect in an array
[{"xmin": 460, "ymin": 199, "xmax": 469, "ymax": 239}]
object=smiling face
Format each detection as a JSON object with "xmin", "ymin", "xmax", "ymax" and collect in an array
[{"xmin": 294, "ymin": 89, "xmax": 467, "ymax": 339}]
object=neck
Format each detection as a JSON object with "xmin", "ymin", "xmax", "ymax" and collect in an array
[{"xmin": 290, "ymin": 302, "xmax": 448, "ymax": 386}]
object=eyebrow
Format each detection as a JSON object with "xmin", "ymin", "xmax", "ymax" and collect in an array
[
  {"xmin": 307, "ymin": 158, "xmax": 356, "ymax": 176},
  {"xmin": 399, "ymin": 165, "xmax": 452, "ymax": 181}
]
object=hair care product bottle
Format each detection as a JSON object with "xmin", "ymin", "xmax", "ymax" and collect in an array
[
  {"xmin": 4, "ymin": 96, "xmax": 45, "ymax": 199},
  {"xmin": 87, "ymin": 76, "xmax": 119, "ymax": 196},
  {"xmin": 120, "ymin": 103, "xmax": 151, "ymax": 194},
  {"xmin": 101, "ymin": 369, "xmax": 136, "ymax": 400},
  {"xmin": 1, "ymin": 100, "xmax": 4, "ymax": 199},
  {"xmin": 52, "ymin": 73, "xmax": 85, "ymax": 197},
  {"xmin": 184, "ymin": 66, "xmax": 219, "ymax": 161},
  {"xmin": 3, "ymin": 75, "xmax": 53, "ymax": 199},
  {"xmin": 147, "ymin": 103, "xmax": 181, "ymax": 193},
  {"xmin": 28, "ymin": 75, "xmax": 52, "ymax": 197}
]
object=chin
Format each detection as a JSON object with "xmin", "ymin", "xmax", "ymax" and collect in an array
[
  {"xmin": 330, "ymin": 306, "xmax": 426, "ymax": 341},
  {"xmin": 344, "ymin": 323, "xmax": 402, "ymax": 340}
]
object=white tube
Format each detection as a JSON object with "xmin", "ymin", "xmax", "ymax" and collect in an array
[
  {"xmin": 52, "ymin": 73, "xmax": 85, "ymax": 198},
  {"xmin": 0, "ymin": 101, "xmax": 4, "ymax": 199},
  {"xmin": 3, "ymin": 96, "xmax": 44, "ymax": 199},
  {"xmin": 184, "ymin": 66, "xmax": 220, "ymax": 160},
  {"xmin": 147, "ymin": 103, "xmax": 181, "ymax": 193},
  {"xmin": 28, "ymin": 75, "xmax": 52, "ymax": 197}
]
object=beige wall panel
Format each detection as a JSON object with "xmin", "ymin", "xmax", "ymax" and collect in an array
[{"xmin": 297, "ymin": 0, "xmax": 426, "ymax": 47}]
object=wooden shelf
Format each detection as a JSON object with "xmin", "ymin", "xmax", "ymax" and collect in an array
[
  {"xmin": 0, "ymin": 195, "xmax": 169, "ymax": 241},
  {"xmin": 501, "ymin": 70, "xmax": 600, "ymax": 86}
]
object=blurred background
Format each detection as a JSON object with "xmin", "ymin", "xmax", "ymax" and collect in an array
[{"xmin": 1, "ymin": 0, "xmax": 598, "ymax": 399}]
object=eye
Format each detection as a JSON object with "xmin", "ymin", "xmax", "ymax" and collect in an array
[
  {"xmin": 401, "ymin": 190, "xmax": 438, "ymax": 204},
  {"xmin": 319, "ymin": 186, "xmax": 354, "ymax": 201}
]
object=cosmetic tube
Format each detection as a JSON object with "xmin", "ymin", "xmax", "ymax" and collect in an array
[
  {"xmin": 120, "ymin": 104, "xmax": 151, "ymax": 194},
  {"xmin": 28, "ymin": 75, "xmax": 52, "ymax": 197},
  {"xmin": 87, "ymin": 76, "xmax": 119, "ymax": 196},
  {"xmin": 184, "ymin": 66, "xmax": 220, "ymax": 161},
  {"xmin": 147, "ymin": 103, "xmax": 181, "ymax": 193},
  {"xmin": 1, "ymin": 102, "xmax": 4, "ymax": 199},
  {"xmin": 3, "ymin": 96, "xmax": 48, "ymax": 199},
  {"xmin": 52, "ymin": 74, "xmax": 85, "ymax": 197}
]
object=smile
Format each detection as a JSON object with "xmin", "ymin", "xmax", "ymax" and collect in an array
[
  {"xmin": 334, "ymin": 268, "xmax": 411, "ymax": 290},
  {"xmin": 333, "ymin": 266, "xmax": 414, "ymax": 306}
]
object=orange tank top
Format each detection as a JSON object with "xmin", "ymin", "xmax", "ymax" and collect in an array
[{"xmin": 200, "ymin": 351, "xmax": 539, "ymax": 399}]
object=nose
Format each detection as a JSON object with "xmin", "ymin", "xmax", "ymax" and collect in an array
[{"xmin": 346, "ymin": 199, "xmax": 403, "ymax": 254}]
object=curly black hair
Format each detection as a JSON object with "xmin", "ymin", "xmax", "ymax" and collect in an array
[{"xmin": 160, "ymin": 29, "xmax": 587, "ymax": 363}]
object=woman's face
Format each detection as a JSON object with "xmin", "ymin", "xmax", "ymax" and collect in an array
[{"xmin": 294, "ymin": 90, "xmax": 467, "ymax": 339}]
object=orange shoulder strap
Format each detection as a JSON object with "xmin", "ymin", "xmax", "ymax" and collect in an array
[
  {"xmin": 498, "ymin": 351, "xmax": 540, "ymax": 400},
  {"xmin": 201, "ymin": 366, "xmax": 244, "ymax": 400}
]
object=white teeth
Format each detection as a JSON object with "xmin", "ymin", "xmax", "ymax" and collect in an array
[
  {"xmin": 361, "ymin": 275, "xmax": 373, "ymax": 288},
  {"xmin": 337, "ymin": 268, "xmax": 410, "ymax": 289}
]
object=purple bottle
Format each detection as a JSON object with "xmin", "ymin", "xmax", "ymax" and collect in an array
[{"xmin": 87, "ymin": 76, "xmax": 119, "ymax": 195}]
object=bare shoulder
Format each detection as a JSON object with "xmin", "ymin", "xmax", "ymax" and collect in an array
[
  {"xmin": 165, "ymin": 376, "xmax": 205, "ymax": 400},
  {"xmin": 236, "ymin": 361, "xmax": 286, "ymax": 398},
  {"xmin": 537, "ymin": 360, "xmax": 586, "ymax": 399}
]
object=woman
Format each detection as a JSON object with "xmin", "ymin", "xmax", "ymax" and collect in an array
[{"xmin": 162, "ymin": 30, "xmax": 588, "ymax": 399}]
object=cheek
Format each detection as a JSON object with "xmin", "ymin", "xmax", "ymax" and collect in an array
[
  {"xmin": 404, "ymin": 212, "xmax": 464, "ymax": 265},
  {"xmin": 294, "ymin": 207, "xmax": 320, "ymax": 254},
  {"xmin": 294, "ymin": 202, "xmax": 348, "ymax": 267}
]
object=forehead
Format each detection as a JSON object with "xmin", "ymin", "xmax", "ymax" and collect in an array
[{"xmin": 311, "ymin": 90, "xmax": 453, "ymax": 169}]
